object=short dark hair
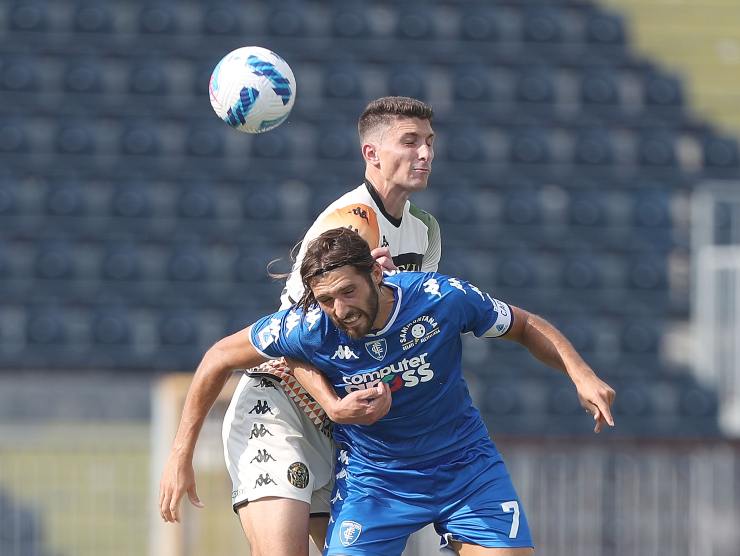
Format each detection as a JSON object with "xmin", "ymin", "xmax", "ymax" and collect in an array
[
  {"xmin": 298, "ymin": 227, "xmax": 376, "ymax": 312},
  {"xmin": 358, "ymin": 96, "xmax": 433, "ymax": 141}
]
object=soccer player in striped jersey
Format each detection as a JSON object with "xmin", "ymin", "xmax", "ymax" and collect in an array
[{"xmin": 160, "ymin": 97, "xmax": 443, "ymax": 555}]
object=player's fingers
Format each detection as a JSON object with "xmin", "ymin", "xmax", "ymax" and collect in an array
[
  {"xmin": 370, "ymin": 247, "xmax": 391, "ymax": 259},
  {"xmin": 188, "ymin": 484, "xmax": 204, "ymax": 509},
  {"xmin": 160, "ymin": 488, "xmax": 173, "ymax": 521}
]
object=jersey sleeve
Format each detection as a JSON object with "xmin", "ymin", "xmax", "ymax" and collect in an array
[
  {"xmin": 249, "ymin": 308, "xmax": 311, "ymax": 361},
  {"xmin": 438, "ymin": 275, "xmax": 513, "ymax": 338},
  {"xmin": 313, "ymin": 203, "xmax": 381, "ymax": 250},
  {"xmin": 409, "ymin": 204, "xmax": 441, "ymax": 272}
]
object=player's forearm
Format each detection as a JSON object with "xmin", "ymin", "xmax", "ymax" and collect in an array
[
  {"xmin": 519, "ymin": 312, "xmax": 595, "ymax": 383},
  {"xmin": 170, "ymin": 347, "xmax": 233, "ymax": 457},
  {"xmin": 288, "ymin": 359, "xmax": 342, "ymax": 417}
]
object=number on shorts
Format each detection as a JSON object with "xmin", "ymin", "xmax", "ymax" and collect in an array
[{"xmin": 501, "ymin": 500, "xmax": 520, "ymax": 539}]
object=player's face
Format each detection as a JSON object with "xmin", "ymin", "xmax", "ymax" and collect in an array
[
  {"xmin": 311, "ymin": 266, "xmax": 381, "ymax": 339},
  {"xmin": 376, "ymin": 117, "xmax": 435, "ymax": 192}
]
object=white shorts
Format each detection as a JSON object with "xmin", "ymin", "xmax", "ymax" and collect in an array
[{"xmin": 222, "ymin": 372, "xmax": 334, "ymax": 515}]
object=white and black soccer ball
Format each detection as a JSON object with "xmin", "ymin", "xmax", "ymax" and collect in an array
[{"xmin": 209, "ymin": 46, "xmax": 296, "ymax": 134}]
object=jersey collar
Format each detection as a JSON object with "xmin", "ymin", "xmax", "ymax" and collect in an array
[
  {"xmin": 364, "ymin": 179, "xmax": 403, "ymax": 228},
  {"xmin": 367, "ymin": 281, "xmax": 402, "ymax": 337}
]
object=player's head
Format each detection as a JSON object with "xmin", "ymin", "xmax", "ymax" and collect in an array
[
  {"xmin": 299, "ymin": 227, "xmax": 383, "ymax": 339},
  {"xmin": 358, "ymin": 96, "xmax": 435, "ymax": 193}
]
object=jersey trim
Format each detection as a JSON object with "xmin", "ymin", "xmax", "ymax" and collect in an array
[
  {"xmin": 367, "ymin": 281, "xmax": 402, "ymax": 337},
  {"xmin": 364, "ymin": 179, "xmax": 402, "ymax": 228}
]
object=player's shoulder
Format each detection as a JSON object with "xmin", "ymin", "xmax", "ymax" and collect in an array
[
  {"xmin": 311, "ymin": 184, "xmax": 380, "ymax": 248},
  {"xmin": 408, "ymin": 202, "xmax": 439, "ymax": 228},
  {"xmin": 387, "ymin": 271, "xmax": 476, "ymax": 300}
]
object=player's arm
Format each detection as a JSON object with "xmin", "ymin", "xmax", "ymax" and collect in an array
[
  {"xmin": 286, "ymin": 358, "xmax": 391, "ymax": 425},
  {"xmin": 159, "ymin": 326, "xmax": 268, "ymax": 523},
  {"xmin": 502, "ymin": 306, "xmax": 616, "ymax": 433}
]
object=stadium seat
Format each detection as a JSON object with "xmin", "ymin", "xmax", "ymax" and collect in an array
[
  {"xmin": 632, "ymin": 191, "xmax": 672, "ymax": 228},
  {"xmin": 129, "ymin": 62, "xmax": 169, "ymax": 95},
  {"xmin": 458, "ymin": 8, "xmax": 501, "ymax": 42},
  {"xmin": 63, "ymin": 59, "xmax": 104, "ymax": 94},
  {"xmin": 316, "ymin": 127, "xmax": 356, "ymax": 160},
  {"xmin": 177, "ymin": 185, "xmax": 216, "ymax": 219},
  {"xmin": 242, "ymin": 188, "xmax": 284, "ymax": 221},
  {"xmin": 110, "ymin": 183, "xmax": 151, "ymax": 218},
  {"xmin": 91, "ymin": 310, "xmax": 132, "ymax": 345},
  {"xmin": 584, "ymin": 11, "xmax": 626, "ymax": 45},
  {"xmin": 514, "ymin": 68, "xmax": 556, "ymax": 105},
  {"xmin": 572, "ymin": 129, "xmax": 615, "ymax": 166},
  {"xmin": 508, "ymin": 130, "xmax": 551, "ymax": 165},
  {"xmin": 100, "ymin": 245, "xmax": 141, "ymax": 281},
  {"xmin": 167, "ymin": 247, "xmax": 207, "ymax": 282},
  {"xmin": 444, "ymin": 128, "xmax": 486, "ymax": 163},
  {"xmin": 496, "ymin": 254, "xmax": 537, "ymax": 288},
  {"xmin": 568, "ymin": 192, "xmax": 607, "ymax": 227},
  {"xmin": 138, "ymin": 4, "xmax": 178, "ymax": 34},
  {"xmin": 55, "ymin": 123, "xmax": 96, "ymax": 155},
  {"xmin": 483, "ymin": 385, "xmax": 522, "ymax": 416},
  {"xmin": 233, "ymin": 248, "xmax": 275, "ymax": 284},
  {"xmin": 202, "ymin": 4, "xmax": 242, "ymax": 35},
  {"xmin": 45, "ymin": 183, "xmax": 86, "ymax": 217},
  {"xmin": 8, "ymin": 2, "xmax": 48, "ymax": 32},
  {"xmin": 267, "ymin": 5, "xmax": 305, "ymax": 37},
  {"xmin": 452, "ymin": 66, "xmax": 493, "ymax": 103},
  {"xmin": 637, "ymin": 132, "xmax": 677, "ymax": 167},
  {"xmin": 185, "ymin": 126, "xmax": 224, "ymax": 157},
  {"xmin": 613, "ymin": 382, "xmax": 652, "ymax": 417},
  {"xmin": 678, "ymin": 385, "xmax": 718, "ymax": 418},
  {"xmin": 0, "ymin": 121, "xmax": 28, "ymax": 153},
  {"xmin": 395, "ymin": 6, "xmax": 435, "ymax": 40},
  {"xmin": 620, "ymin": 321, "xmax": 660, "ymax": 353},
  {"xmin": 502, "ymin": 191, "xmax": 542, "ymax": 226},
  {"xmin": 643, "ymin": 70, "xmax": 684, "ymax": 107},
  {"xmin": 26, "ymin": 311, "xmax": 67, "ymax": 345},
  {"xmin": 626, "ymin": 256, "xmax": 667, "ymax": 290},
  {"xmin": 561, "ymin": 255, "xmax": 602, "ymax": 290},
  {"xmin": 73, "ymin": 3, "xmax": 114, "ymax": 33},
  {"xmin": 703, "ymin": 135, "xmax": 740, "ymax": 169},
  {"xmin": 323, "ymin": 65, "xmax": 364, "ymax": 99},
  {"xmin": 522, "ymin": 8, "xmax": 564, "ymax": 43},
  {"xmin": 387, "ymin": 66, "xmax": 426, "ymax": 99},
  {"xmin": 436, "ymin": 191, "xmax": 478, "ymax": 225},
  {"xmin": 580, "ymin": 71, "xmax": 620, "ymax": 107},
  {"xmin": 34, "ymin": 243, "xmax": 75, "ymax": 280},
  {"xmin": 547, "ymin": 384, "xmax": 583, "ymax": 416},
  {"xmin": 0, "ymin": 57, "xmax": 38, "ymax": 92},
  {"xmin": 332, "ymin": 6, "xmax": 370, "ymax": 39},
  {"xmin": 159, "ymin": 313, "xmax": 199, "ymax": 346},
  {"xmin": 0, "ymin": 179, "xmax": 18, "ymax": 218},
  {"xmin": 251, "ymin": 130, "xmax": 290, "ymax": 159},
  {"xmin": 119, "ymin": 125, "xmax": 161, "ymax": 156}
]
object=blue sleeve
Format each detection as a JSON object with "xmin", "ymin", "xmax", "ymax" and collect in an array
[
  {"xmin": 437, "ymin": 274, "xmax": 513, "ymax": 338},
  {"xmin": 250, "ymin": 308, "xmax": 311, "ymax": 360}
]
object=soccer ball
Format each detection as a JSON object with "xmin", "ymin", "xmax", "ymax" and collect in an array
[{"xmin": 208, "ymin": 46, "xmax": 296, "ymax": 134}]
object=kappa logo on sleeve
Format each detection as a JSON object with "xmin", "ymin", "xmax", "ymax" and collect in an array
[
  {"xmin": 257, "ymin": 317, "xmax": 281, "ymax": 349},
  {"xmin": 306, "ymin": 307, "xmax": 322, "ymax": 330},
  {"xmin": 285, "ymin": 310, "xmax": 300, "ymax": 335}
]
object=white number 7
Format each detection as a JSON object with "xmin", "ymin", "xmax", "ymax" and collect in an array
[{"xmin": 501, "ymin": 501, "xmax": 520, "ymax": 538}]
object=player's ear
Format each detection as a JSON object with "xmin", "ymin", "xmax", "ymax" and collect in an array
[
  {"xmin": 362, "ymin": 143, "xmax": 380, "ymax": 165},
  {"xmin": 371, "ymin": 262, "xmax": 383, "ymax": 284}
]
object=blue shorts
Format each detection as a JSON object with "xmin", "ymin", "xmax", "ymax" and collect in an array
[{"xmin": 324, "ymin": 441, "xmax": 533, "ymax": 555}]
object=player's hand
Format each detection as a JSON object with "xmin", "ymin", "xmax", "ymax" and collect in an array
[
  {"xmin": 371, "ymin": 247, "xmax": 397, "ymax": 272},
  {"xmin": 328, "ymin": 382, "xmax": 391, "ymax": 425},
  {"xmin": 573, "ymin": 370, "xmax": 616, "ymax": 433},
  {"xmin": 159, "ymin": 451, "xmax": 204, "ymax": 523}
]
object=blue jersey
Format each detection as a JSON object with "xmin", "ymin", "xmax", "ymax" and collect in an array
[{"xmin": 250, "ymin": 272, "xmax": 513, "ymax": 468}]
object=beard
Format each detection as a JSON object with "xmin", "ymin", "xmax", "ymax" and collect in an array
[{"xmin": 332, "ymin": 283, "xmax": 380, "ymax": 339}]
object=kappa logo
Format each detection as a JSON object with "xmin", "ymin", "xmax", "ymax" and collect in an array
[
  {"xmin": 336, "ymin": 468, "xmax": 348, "ymax": 480},
  {"xmin": 339, "ymin": 521, "xmax": 363, "ymax": 547},
  {"xmin": 248, "ymin": 400, "xmax": 273, "ymax": 415},
  {"xmin": 249, "ymin": 424, "xmax": 274, "ymax": 438},
  {"xmin": 254, "ymin": 474, "xmax": 277, "ymax": 487},
  {"xmin": 306, "ymin": 307, "xmax": 322, "ymax": 330},
  {"xmin": 285, "ymin": 310, "xmax": 300, "ymax": 335},
  {"xmin": 365, "ymin": 338, "xmax": 387, "ymax": 361},
  {"xmin": 258, "ymin": 378, "xmax": 277, "ymax": 389},
  {"xmin": 331, "ymin": 490, "xmax": 343, "ymax": 504},
  {"xmin": 257, "ymin": 317, "xmax": 281, "ymax": 349},
  {"xmin": 342, "ymin": 353, "xmax": 434, "ymax": 393},
  {"xmin": 423, "ymin": 278, "xmax": 441, "ymax": 297},
  {"xmin": 332, "ymin": 345, "xmax": 360, "ymax": 360},
  {"xmin": 251, "ymin": 449, "xmax": 276, "ymax": 463},
  {"xmin": 399, "ymin": 315, "xmax": 440, "ymax": 351}
]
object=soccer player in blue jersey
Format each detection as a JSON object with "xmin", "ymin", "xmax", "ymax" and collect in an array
[{"xmin": 161, "ymin": 227, "xmax": 615, "ymax": 555}]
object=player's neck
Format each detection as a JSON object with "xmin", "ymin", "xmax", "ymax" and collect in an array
[
  {"xmin": 370, "ymin": 284, "xmax": 397, "ymax": 332},
  {"xmin": 365, "ymin": 175, "xmax": 409, "ymax": 220}
]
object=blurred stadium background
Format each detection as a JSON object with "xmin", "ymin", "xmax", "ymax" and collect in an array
[{"xmin": 1, "ymin": 0, "xmax": 739, "ymax": 555}]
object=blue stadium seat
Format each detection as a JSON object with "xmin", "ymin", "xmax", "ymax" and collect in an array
[
  {"xmin": 436, "ymin": 191, "xmax": 478, "ymax": 225},
  {"xmin": 177, "ymin": 185, "xmax": 216, "ymax": 219},
  {"xmin": 332, "ymin": 6, "xmax": 371, "ymax": 39},
  {"xmin": 129, "ymin": 62, "xmax": 169, "ymax": 95},
  {"xmin": 101, "ymin": 245, "xmax": 141, "ymax": 281},
  {"xmin": 34, "ymin": 243, "xmax": 76, "ymax": 280},
  {"xmin": 572, "ymin": 129, "xmax": 615, "ymax": 166},
  {"xmin": 167, "ymin": 246, "xmax": 207, "ymax": 282},
  {"xmin": 185, "ymin": 126, "xmax": 223, "ymax": 157},
  {"xmin": 55, "ymin": 123, "xmax": 96, "ymax": 155},
  {"xmin": 643, "ymin": 70, "xmax": 684, "ymax": 107},
  {"xmin": 508, "ymin": 130, "xmax": 551, "ymax": 164},
  {"xmin": 444, "ymin": 128, "xmax": 486, "ymax": 163},
  {"xmin": 626, "ymin": 256, "xmax": 667, "ymax": 290},
  {"xmin": 45, "ymin": 183, "xmax": 86, "ymax": 217},
  {"xmin": 620, "ymin": 321, "xmax": 660, "ymax": 353},
  {"xmin": 613, "ymin": 382, "xmax": 652, "ymax": 417},
  {"xmin": 547, "ymin": 384, "xmax": 583, "ymax": 416},
  {"xmin": 26, "ymin": 311, "xmax": 67, "ymax": 345},
  {"xmin": 496, "ymin": 253, "xmax": 537, "ymax": 288},
  {"xmin": 678, "ymin": 385, "xmax": 718, "ymax": 418},
  {"xmin": 585, "ymin": 11, "xmax": 626, "ymax": 45},
  {"xmin": 63, "ymin": 59, "xmax": 104, "ymax": 94},
  {"xmin": 580, "ymin": 71, "xmax": 620, "ymax": 107},
  {"xmin": 251, "ymin": 130, "xmax": 290, "ymax": 159},
  {"xmin": 632, "ymin": 191, "xmax": 672, "ymax": 228},
  {"xmin": 110, "ymin": 183, "xmax": 152, "ymax": 218},
  {"xmin": 316, "ymin": 127, "xmax": 356, "ymax": 160},
  {"xmin": 0, "ymin": 57, "xmax": 38, "ymax": 92},
  {"xmin": 73, "ymin": 3, "xmax": 114, "ymax": 33},
  {"xmin": 502, "ymin": 190, "xmax": 541, "ymax": 225},
  {"xmin": 91, "ymin": 310, "xmax": 132, "ymax": 345},
  {"xmin": 0, "ymin": 179, "xmax": 18, "ymax": 218},
  {"xmin": 395, "ymin": 6, "xmax": 435, "ymax": 40},
  {"xmin": 0, "ymin": 121, "xmax": 28, "ymax": 153},
  {"xmin": 202, "ymin": 4, "xmax": 242, "ymax": 35},
  {"xmin": 568, "ymin": 192, "xmax": 608, "ymax": 226},
  {"xmin": 119, "ymin": 125, "xmax": 161, "ymax": 156},
  {"xmin": 561, "ymin": 255, "xmax": 602, "ymax": 290},
  {"xmin": 514, "ymin": 68, "xmax": 556, "ymax": 104},
  {"xmin": 557, "ymin": 319, "xmax": 596, "ymax": 353},
  {"xmin": 703, "ymin": 135, "xmax": 740, "ymax": 169},
  {"xmin": 242, "ymin": 188, "xmax": 283, "ymax": 221},
  {"xmin": 233, "ymin": 248, "xmax": 275, "ymax": 284},
  {"xmin": 458, "ymin": 8, "xmax": 501, "ymax": 42},
  {"xmin": 267, "ymin": 5, "xmax": 305, "ymax": 37},
  {"xmin": 139, "ymin": 3, "xmax": 178, "ymax": 34},
  {"xmin": 522, "ymin": 8, "xmax": 564, "ymax": 43},
  {"xmin": 452, "ymin": 66, "xmax": 493, "ymax": 103},
  {"xmin": 323, "ymin": 65, "xmax": 364, "ymax": 99},
  {"xmin": 8, "ymin": 2, "xmax": 48, "ymax": 32},
  {"xmin": 483, "ymin": 384, "xmax": 522, "ymax": 416},
  {"xmin": 387, "ymin": 66, "xmax": 426, "ymax": 99},
  {"xmin": 159, "ymin": 313, "xmax": 199, "ymax": 346},
  {"xmin": 637, "ymin": 132, "xmax": 677, "ymax": 167}
]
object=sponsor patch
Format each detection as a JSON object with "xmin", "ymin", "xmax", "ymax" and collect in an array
[
  {"xmin": 399, "ymin": 315, "xmax": 440, "ymax": 350},
  {"xmin": 287, "ymin": 461, "xmax": 309, "ymax": 489}
]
